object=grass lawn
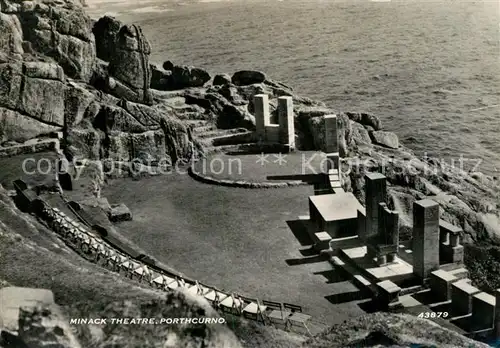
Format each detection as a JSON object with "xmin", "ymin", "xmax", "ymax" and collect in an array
[
  {"xmin": 103, "ymin": 172, "xmax": 367, "ymax": 327},
  {"xmin": 191, "ymin": 151, "xmax": 328, "ymax": 183}
]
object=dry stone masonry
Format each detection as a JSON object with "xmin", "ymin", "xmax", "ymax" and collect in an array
[{"xmin": 253, "ymin": 94, "xmax": 295, "ymax": 151}]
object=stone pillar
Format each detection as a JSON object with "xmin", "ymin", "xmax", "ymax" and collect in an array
[
  {"xmin": 412, "ymin": 199, "xmax": 440, "ymax": 280},
  {"xmin": 278, "ymin": 96, "xmax": 295, "ymax": 150},
  {"xmin": 378, "ymin": 202, "xmax": 387, "ymax": 243},
  {"xmin": 449, "ymin": 233, "xmax": 459, "ymax": 247},
  {"xmin": 378, "ymin": 203, "xmax": 400, "ymax": 247},
  {"xmin": 377, "ymin": 254, "xmax": 387, "ymax": 266},
  {"xmin": 254, "ymin": 94, "xmax": 270, "ymax": 141},
  {"xmin": 389, "ymin": 210, "xmax": 400, "ymax": 247},
  {"xmin": 324, "ymin": 115, "xmax": 338, "ymax": 153},
  {"xmin": 440, "ymin": 230, "xmax": 450, "ymax": 245},
  {"xmin": 387, "ymin": 253, "xmax": 396, "ymax": 263},
  {"xmin": 363, "ymin": 173, "xmax": 387, "ymax": 241},
  {"xmin": 326, "ymin": 153, "xmax": 340, "ymax": 172}
]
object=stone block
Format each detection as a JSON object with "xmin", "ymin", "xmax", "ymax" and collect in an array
[
  {"xmin": 109, "ymin": 203, "xmax": 132, "ymax": 222},
  {"xmin": 325, "ymin": 152, "xmax": 340, "ymax": 172},
  {"xmin": 471, "ymin": 292, "xmax": 496, "ymax": 331},
  {"xmin": 265, "ymin": 124, "xmax": 280, "ymax": 143},
  {"xmin": 451, "ymin": 280, "xmax": 480, "ymax": 316},
  {"xmin": 494, "ymin": 289, "xmax": 500, "ymax": 339},
  {"xmin": 429, "ymin": 269, "xmax": 458, "ymax": 302},
  {"xmin": 314, "ymin": 231, "xmax": 332, "ymax": 252},
  {"xmin": 376, "ymin": 280, "xmax": 401, "ymax": 309}
]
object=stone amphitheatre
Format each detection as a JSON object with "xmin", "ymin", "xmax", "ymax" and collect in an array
[{"xmin": 1, "ymin": 0, "xmax": 500, "ymax": 347}]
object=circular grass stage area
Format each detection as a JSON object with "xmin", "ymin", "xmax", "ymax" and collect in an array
[{"xmin": 191, "ymin": 151, "xmax": 328, "ymax": 186}]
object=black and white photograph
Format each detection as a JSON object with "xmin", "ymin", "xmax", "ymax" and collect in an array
[{"xmin": 0, "ymin": 0, "xmax": 499, "ymax": 347}]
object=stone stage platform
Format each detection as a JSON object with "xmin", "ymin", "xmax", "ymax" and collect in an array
[{"xmin": 340, "ymin": 246, "xmax": 414, "ymax": 285}]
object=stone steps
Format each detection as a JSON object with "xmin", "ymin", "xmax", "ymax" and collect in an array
[
  {"xmin": 338, "ymin": 248, "xmax": 381, "ymax": 286},
  {"xmin": 203, "ymin": 143, "xmax": 257, "ymax": 155},
  {"xmin": 202, "ymin": 131, "xmax": 255, "ymax": 147},
  {"xmin": 331, "ymin": 255, "xmax": 377, "ymax": 296},
  {"xmin": 197, "ymin": 128, "xmax": 248, "ymax": 139},
  {"xmin": 192, "ymin": 125, "xmax": 217, "ymax": 134}
]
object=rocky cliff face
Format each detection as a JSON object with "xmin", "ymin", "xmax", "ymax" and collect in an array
[{"xmin": 0, "ymin": 0, "xmax": 196, "ymax": 168}]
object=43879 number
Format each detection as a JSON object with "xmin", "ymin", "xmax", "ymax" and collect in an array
[{"xmin": 417, "ymin": 312, "xmax": 449, "ymax": 318}]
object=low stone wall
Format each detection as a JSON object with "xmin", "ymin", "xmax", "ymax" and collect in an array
[
  {"xmin": 187, "ymin": 166, "xmax": 307, "ymax": 189},
  {"xmin": 0, "ymin": 139, "xmax": 59, "ymax": 158}
]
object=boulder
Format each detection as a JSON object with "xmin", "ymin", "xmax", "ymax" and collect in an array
[
  {"xmin": 351, "ymin": 121, "xmax": 372, "ymax": 145},
  {"xmin": 0, "ymin": 107, "xmax": 60, "ymax": 143},
  {"xmin": 108, "ymin": 24, "xmax": 152, "ymax": 104},
  {"xmin": 12, "ymin": 0, "xmax": 96, "ymax": 81},
  {"xmin": 23, "ymin": 61, "xmax": 65, "ymax": 81},
  {"xmin": 162, "ymin": 60, "xmax": 174, "ymax": 71},
  {"xmin": 65, "ymin": 128, "xmax": 103, "ymax": 161},
  {"xmin": 109, "ymin": 203, "xmax": 132, "ymax": 222},
  {"xmin": 370, "ymin": 130, "xmax": 399, "ymax": 149},
  {"xmin": 150, "ymin": 65, "xmax": 172, "ymax": 90},
  {"xmin": 64, "ymin": 82, "xmax": 97, "ymax": 127},
  {"xmin": 304, "ymin": 312, "xmax": 490, "ymax": 348},
  {"xmin": 213, "ymin": 73, "xmax": 231, "ymax": 86},
  {"xmin": 92, "ymin": 15, "xmax": 123, "ymax": 62},
  {"xmin": 0, "ymin": 61, "xmax": 66, "ymax": 126},
  {"xmin": 169, "ymin": 65, "xmax": 211, "ymax": 89},
  {"xmin": 185, "ymin": 91, "xmax": 255, "ymax": 130},
  {"xmin": 0, "ymin": 12, "xmax": 23, "ymax": 58},
  {"xmin": 217, "ymin": 84, "xmax": 246, "ymax": 106},
  {"xmin": 231, "ymin": 70, "xmax": 266, "ymax": 86},
  {"xmin": 345, "ymin": 111, "xmax": 382, "ymax": 130},
  {"xmin": 22, "ymin": 76, "xmax": 66, "ymax": 125},
  {"xmin": 237, "ymin": 83, "xmax": 271, "ymax": 104},
  {"xmin": 307, "ymin": 113, "xmax": 351, "ymax": 157},
  {"xmin": 17, "ymin": 305, "xmax": 82, "ymax": 348}
]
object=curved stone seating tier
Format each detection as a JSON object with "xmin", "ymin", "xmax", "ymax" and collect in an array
[{"xmin": 40, "ymin": 204, "xmax": 313, "ymax": 332}]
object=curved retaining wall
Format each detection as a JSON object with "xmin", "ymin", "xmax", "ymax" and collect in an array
[{"xmin": 188, "ymin": 166, "xmax": 308, "ymax": 189}]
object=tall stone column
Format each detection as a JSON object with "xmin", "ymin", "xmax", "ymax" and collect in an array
[
  {"xmin": 254, "ymin": 94, "xmax": 270, "ymax": 141},
  {"xmin": 278, "ymin": 96, "xmax": 295, "ymax": 149},
  {"xmin": 323, "ymin": 115, "xmax": 338, "ymax": 153},
  {"xmin": 413, "ymin": 199, "xmax": 440, "ymax": 281},
  {"xmin": 363, "ymin": 173, "xmax": 387, "ymax": 241}
]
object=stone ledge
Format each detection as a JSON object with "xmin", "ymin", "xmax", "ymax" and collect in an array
[{"xmin": 187, "ymin": 166, "xmax": 308, "ymax": 189}]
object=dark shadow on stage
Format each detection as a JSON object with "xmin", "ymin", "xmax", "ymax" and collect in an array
[
  {"xmin": 314, "ymin": 269, "xmax": 349, "ymax": 284},
  {"xmin": 287, "ymin": 220, "xmax": 313, "ymax": 246},
  {"xmin": 357, "ymin": 298, "xmax": 383, "ymax": 313},
  {"xmin": 325, "ymin": 290, "xmax": 370, "ymax": 305},
  {"xmin": 267, "ymin": 174, "xmax": 320, "ymax": 184},
  {"xmin": 299, "ymin": 247, "xmax": 317, "ymax": 257},
  {"xmin": 286, "ymin": 254, "xmax": 328, "ymax": 266}
]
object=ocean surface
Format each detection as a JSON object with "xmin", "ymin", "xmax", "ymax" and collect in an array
[{"xmin": 91, "ymin": 0, "xmax": 500, "ymax": 175}]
